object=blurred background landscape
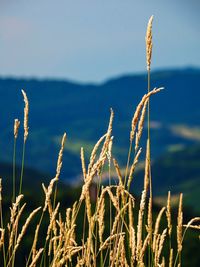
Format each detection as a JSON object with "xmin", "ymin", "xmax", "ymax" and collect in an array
[{"xmin": 0, "ymin": 1, "xmax": 200, "ymax": 264}]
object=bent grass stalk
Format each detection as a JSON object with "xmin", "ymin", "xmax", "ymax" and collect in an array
[{"xmin": 19, "ymin": 90, "xmax": 29, "ymax": 196}]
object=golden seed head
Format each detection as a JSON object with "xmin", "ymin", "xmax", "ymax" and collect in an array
[
  {"xmin": 146, "ymin": 15, "xmax": 154, "ymax": 71},
  {"xmin": 14, "ymin": 119, "xmax": 20, "ymax": 139},
  {"xmin": 21, "ymin": 90, "xmax": 29, "ymax": 142}
]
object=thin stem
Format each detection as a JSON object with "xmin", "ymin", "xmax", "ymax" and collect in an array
[
  {"xmin": 12, "ymin": 138, "xmax": 17, "ymax": 203},
  {"xmin": 124, "ymin": 141, "xmax": 133, "ymax": 189},
  {"xmin": 147, "ymin": 68, "xmax": 153, "ymax": 267},
  {"xmin": 19, "ymin": 141, "xmax": 26, "ymax": 196},
  {"xmin": 26, "ymin": 210, "xmax": 45, "ymax": 267},
  {"xmin": 0, "ymin": 194, "xmax": 6, "ymax": 267},
  {"xmin": 108, "ymin": 160, "xmax": 112, "ymax": 267},
  {"xmin": 147, "ymin": 69, "xmax": 152, "ymax": 200},
  {"xmin": 81, "ymin": 204, "xmax": 87, "ymax": 260}
]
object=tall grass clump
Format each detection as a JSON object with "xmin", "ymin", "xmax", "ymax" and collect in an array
[{"xmin": 0, "ymin": 16, "xmax": 200, "ymax": 267}]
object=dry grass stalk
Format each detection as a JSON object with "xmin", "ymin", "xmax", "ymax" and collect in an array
[
  {"xmin": 55, "ymin": 132, "xmax": 67, "ymax": 179},
  {"xmin": 100, "ymin": 108, "xmax": 114, "ymax": 159},
  {"xmin": 80, "ymin": 147, "xmax": 87, "ymax": 181},
  {"xmin": 14, "ymin": 119, "xmax": 20, "ymax": 139},
  {"xmin": 8, "ymin": 203, "xmax": 26, "ymax": 251},
  {"xmin": 6, "ymin": 207, "xmax": 41, "ymax": 267},
  {"xmin": 177, "ymin": 193, "xmax": 183, "ymax": 253},
  {"xmin": 169, "ymin": 248, "xmax": 173, "ymax": 267},
  {"xmin": 153, "ymin": 207, "xmax": 166, "ymax": 252},
  {"xmin": 99, "ymin": 233, "xmax": 125, "ymax": 251},
  {"xmin": 0, "ymin": 228, "xmax": 5, "ymax": 249},
  {"xmin": 128, "ymin": 197, "xmax": 136, "ymax": 265},
  {"xmin": 156, "ymin": 228, "xmax": 167, "ymax": 265},
  {"xmin": 29, "ymin": 248, "xmax": 44, "ymax": 267},
  {"xmin": 87, "ymin": 134, "xmax": 107, "ymax": 174},
  {"xmin": 127, "ymin": 147, "xmax": 142, "ymax": 189},
  {"xmin": 160, "ymin": 257, "xmax": 165, "ymax": 267},
  {"xmin": 130, "ymin": 226, "xmax": 136, "ymax": 266},
  {"xmin": 183, "ymin": 225, "xmax": 200, "ymax": 230},
  {"xmin": 128, "ymin": 197, "xmax": 134, "ymax": 231},
  {"xmin": 66, "ymin": 208, "xmax": 71, "ymax": 229},
  {"xmin": 136, "ymin": 190, "xmax": 146, "ymax": 259},
  {"xmin": 42, "ymin": 178, "xmax": 56, "ymax": 212},
  {"xmin": 183, "ymin": 217, "xmax": 200, "ymax": 230},
  {"xmin": 98, "ymin": 195, "xmax": 105, "ymax": 244},
  {"xmin": 111, "ymin": 203, "xmax": 129, "ymax": 235},
  {"xmin": 135, "ymin": 99, "xmax": 148, "ymax": 151},
  {"xmin": 166, "ymin": 191, "xmax": 172, "ymax": 236},
  {"xmin": 146, "ymin": 15, "xmax": 154, "ymax": 71},
  {"xmin": 106, "ymin": 187, "xmax": 119, "ymax": 210},
  {"xmin": 80, "ymin": 154, "xmax": 106, "ymax": 201},
  {"xmin": 144, "ymin": 139, "xmax": 150, "ymax": 192},
  {"xmin": 21, "ymin": 89, "xmax": 29, "ymax": 142},
  {"xmin": 32, "ymin": 223, "xmax": 41, "ymax": 264},
  {"xmin": 14, "ymin": 207, "xmax": 41, "ymax": 251},
  {"xmin": 8, "ymin": 194, "xmax": 24, "ymax": 231},
  {"xmin": 46, "ymin": 202, "xmax": 60, "ymax": 241},
  {"xmin": 116, "ymin": 235, "xmax": 129, "ymax": 267},
  {"xmin": 147, "ymin": 196, "xmax": 153, "ymax": 240},
  {"xmin": 107, "ymin": 136, "xmax": 113, "ymax": 166},
  {"xmin": 85, "ymin": 190, "xmax": 92, "ymax": 226},
  {"xmin": 113, "ymin": 158, "xmax": 123, "ymax": 186},
  {"xmin": 80, "ymin": 110, "xmax": 114, "ymax": 202},
  {"xmin": 139, "ymin": 233, "xmax": 150, "ymax": 263},
  {"xmin": 42, "ymin": 133, "xmax": 66, "ymax": 211},
  {"xmin": 130, "ymin": 87, "xmax": 163, "ymax": 141}
]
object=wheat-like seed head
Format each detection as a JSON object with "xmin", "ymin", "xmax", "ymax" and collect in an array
[
  {"xmin": 166, "ymin": 191, "xmax": 172, "ymax": 236},
  {"xmin": 127, "ymin": 148, "xmax": 142, "ymax": 189},
  {"xmin": 21, "ymin": 90, "xmax": 29, "ymax": 142},
  {"xmin": 32, "ymin": 223, "xmax": 40, "ymax": 264},
  {"xmin": 146, "ymin": 15, "xmax": 154, "ymax": 71},
  {"xmin": 157, "ymin": 229, "xmax": 167, "ymax": 264},
  {"xmin": 169, "ymin": 248, "xmax": 174, "ymax": 267},
  {"xmin": 135, "ymin": 99, "xmax": 148, "ymax": 151},
  {"xmin": 99, "ymin": 233, "xmax": 125, "ymax": 251},
  {"xmin": 130, "ymin": 87, "xmax": 163, "ymax": 141},
  {"xmin": 46, "ymin": 202, "xmax": 60, "ymax": 241},
  {"xmin": 98, "ymin": 196, "xmax": 105, "ymax": 244},
  {"xmin": 14, "ymin": 119, "xmax": 20, "ymax": 139},
  {"xmin": 153, "ymin": 207, "xmax": 166, "ymax": 252},
  {"xmin": 29, "ymin": 248, "xmax": 44, "ymax": 267},
  {"xmin": 107, "ymin": 136, "xmax": 113, "ymax": 166},
  {"xmin": 0, "ymin": 228, "xmax": 5, "ymax": 249},
  {"xmin": 139, "ymin": 233, "xmax": 150, "ymax": 263},
  {"xmin": 113, "ymin": 158, "xmax": 123, "ymax": 186},
  {"xmin": 15, "ymin": 207, "xmax": 41, "ymax": 249},
  {"xmin": 147, "ymin": 197, "xmax": 153, "ymax": 239},
  {"xmin": 55, "ymin": 132, "xmax": 67, "ymax": 179},
  {"xmin": 136, "ymin": 190, "xmax": 147, "ymax": 259},
  {"xmin": 177, "ymin": 193, "xmax": 183, "ymax": 253},
  {"xmin": 80, "ymin": 147, "xmax": 87, "ymax": 181}
]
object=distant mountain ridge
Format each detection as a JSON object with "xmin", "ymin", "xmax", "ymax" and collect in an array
[{"xmin": 0, "ymin": 68, "xmax": 200, "ymax": 182}]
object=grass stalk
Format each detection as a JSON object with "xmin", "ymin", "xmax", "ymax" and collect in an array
[
  {"xmin": 12, "ymin": 139, "xmax": 17, "ymax": 203},
  {"xmin": 19, "ymin": 142, "xmax": 26, "ymax": 196}
]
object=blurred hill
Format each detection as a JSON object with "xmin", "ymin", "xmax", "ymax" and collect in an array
[{"xmin": 0, "ymin": 67, "xmax": 200, "ymax": 185}]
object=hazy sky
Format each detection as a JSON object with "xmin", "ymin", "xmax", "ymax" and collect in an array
[{"xmin": 0, "ymin": 0, "xmax": 199, "ymax": 82}]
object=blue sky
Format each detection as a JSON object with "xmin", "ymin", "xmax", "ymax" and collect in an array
[{"xmin": 0, "ymin": 0, "xmax": 199, "ymax": 82}]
